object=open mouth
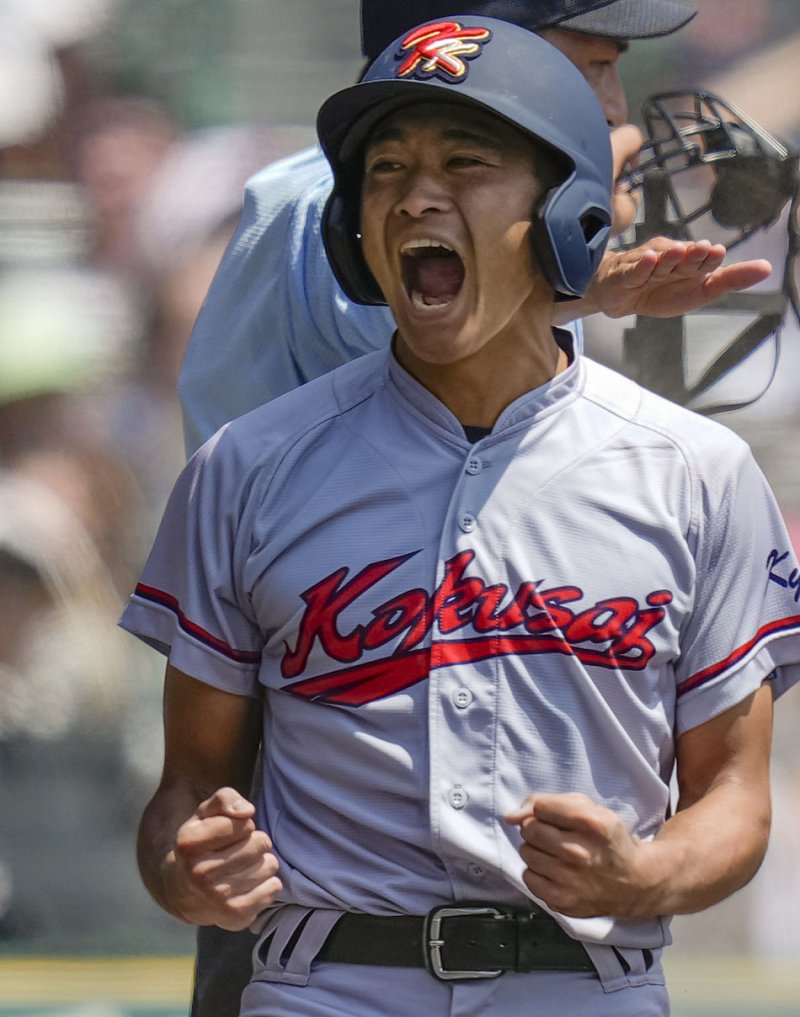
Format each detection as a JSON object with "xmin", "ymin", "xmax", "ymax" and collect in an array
[{"xmin": 400, "ymin": 239, "xmax": 465, "ymax": 309}]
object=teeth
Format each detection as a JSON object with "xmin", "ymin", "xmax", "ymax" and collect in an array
[
  {"xmin": 400, "ymin": 238, "xmax": 455, "ymax": 254},
  {"xmin": 411, "ymin": 292, "xmax": 453, "ymax": 310}
]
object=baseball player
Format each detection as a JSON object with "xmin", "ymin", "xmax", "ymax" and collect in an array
[
  {"xmin": 122, "ymin": 15, "xmax": 800, "ymax": 1017},
  {"xmin": 177, "ymin": 5, "xmax": 775, "ymax": 1013},
  {"xmin": 177, "ymin": 0, "xmax": 773, "ymax": 457}
]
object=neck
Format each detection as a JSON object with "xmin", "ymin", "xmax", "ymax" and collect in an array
[{"xmin": 394, "ymin": 324, "xmax": 569, "ymax": 429}]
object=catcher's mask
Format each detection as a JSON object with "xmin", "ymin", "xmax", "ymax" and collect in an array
[
  {"xmin": 620, "ymin": 91, "xmax": 799, "ymax": 414},
  {"xmin": 621, "ymin": 91, "xmax": 798, "ymax": 249},
  {"xmin": 317, "ymin": 16, "xmax": 613, "ymax": 305}
]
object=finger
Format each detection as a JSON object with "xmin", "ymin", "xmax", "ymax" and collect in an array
[
  {"xmin": 223, "ymin": 853, "xmax": 281, "ymax": 895},
  {"xmin": 646, "ymin": 245, "xmax": 692, "ymax": 280},
  {"xmin": 527, "ymin": 791, "xmax": 598, "ymax": 831},
  {"xmin": 611, "ymin": 186, "xmax": 639, "ymax": 236},
  {"xmin": 519, "ymin": 866, "xmax": 558, "ymax": 906},
  {"xmin": 193, "ymin": 854, "xmax": 281, "ymax": 910},
  {"xmin": 191, "ymin": 830, "xmax": 278, "ymax": 882},
  {"xmin": 507, "ymin": 791, "xmax": 593, "ymax": 830},
  {"xmin": 611, "ymin": 248, "xmax": 661, "ymax": 287},
  {"xmin": 505, "ymin": 795, "xmax": 537, "ymax": 824},
  {"xmin": 519, "ymin": 823, "xmax": 592, "ymax": 866},
  {"xmin": 177, "ymin": 812, "xmax": 257, "ymax": 854},
  {"xmin": 520, "ymin": 867, "xmax": 589, "ymax": 918},
  {"xmin": 216, "ymin": 875, "xmax": 285, "ymax": 932},
  {"xmin": 197, "ymin": 787, "xmax": 256, "ymax": 821},
  {"xmin": 702, "ymin": 260, "xmax": 773, "ymax": 300},
  {"xmin": 610, "ymin": 124, "xmax": 645, "ymax": 179},
  {"xmin": 646, "ymin": 236, "xmax": 687, "ymax": 254},
  {"xmin": 667, "ymin": 241, "xmax": 724, "ymax": 277}
]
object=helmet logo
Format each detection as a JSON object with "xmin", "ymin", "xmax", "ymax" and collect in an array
[{"xmin": 396, "ymin": 21, "xmax": 492, "ymax": 83}]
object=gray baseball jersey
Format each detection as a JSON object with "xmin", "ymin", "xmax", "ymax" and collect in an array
[{"xmin": 121, "ymin": 341, "xmax": 800, "ymax": 961}]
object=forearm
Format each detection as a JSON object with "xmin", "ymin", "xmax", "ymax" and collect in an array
[
  {"xmin": 625, "ymin": 776, "xmax": 771, "ymax": 918},
  {"xmin": 137, "ymin": 780, "xmax": 209, "ymax": 923},
  {"xmin": 623, "ymin": 684, "xmax": 774, "ymax": 918}
]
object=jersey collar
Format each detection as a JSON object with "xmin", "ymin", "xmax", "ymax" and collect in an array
[{"xmin": 387, "ymin": 327, "xmax": 583, "ymax": 442}]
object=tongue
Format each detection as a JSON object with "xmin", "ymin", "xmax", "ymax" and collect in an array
[{"xmin": 414, "ymin": 251, "xmax": 464, "ymax": 305}]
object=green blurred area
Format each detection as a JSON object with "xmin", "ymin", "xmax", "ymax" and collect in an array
[
  {"xmin": 1, "ymin": 954, "xmax": 799, "ymax": 1016},
  {"xmin": 84, "ymin": 0, "xmax": 364, "ymax": 129}
]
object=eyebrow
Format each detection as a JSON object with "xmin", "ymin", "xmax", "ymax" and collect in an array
[{"xmin": 367, "ymin": 123, "xmax": 505, "ymax": 151}]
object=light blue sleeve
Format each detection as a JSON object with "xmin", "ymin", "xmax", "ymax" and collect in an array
[
  {"xmin": 178, "ymin": 143, "xmax": 585, "ymax": 456},
  {"xmin": 178, "ymin": 146, "xmax": 395, "ymax": 455}
]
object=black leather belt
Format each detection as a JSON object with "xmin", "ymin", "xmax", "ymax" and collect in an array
[{"xmin": 316, "ymin": 905, "xmax": 595, "ymax": 981}]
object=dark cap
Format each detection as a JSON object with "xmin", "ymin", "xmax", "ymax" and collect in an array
[
  {"xmin": 558, "ymin": 0, "xmax": 696, "ymax": 39},
  {"xmin": 360, "ymin": 1, "xmax": 695, "ymax": 60},
  {"xmin": 360, "ymin": 2, "xmax": 613, "ymax": 60}
]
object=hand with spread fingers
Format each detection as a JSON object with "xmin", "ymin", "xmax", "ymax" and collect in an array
[{"xmin": 557, "ymin": 239, "xmax": 773, "ymax": 323}]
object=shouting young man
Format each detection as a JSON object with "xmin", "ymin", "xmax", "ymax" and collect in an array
[{"xmin": 122, "ymin": 16, "xmax": 800, "ymax": 1017}]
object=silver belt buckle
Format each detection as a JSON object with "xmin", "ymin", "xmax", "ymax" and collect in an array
[{"xmin": 423, "ymin": 906, "xmax": 505, "ymax": 981}]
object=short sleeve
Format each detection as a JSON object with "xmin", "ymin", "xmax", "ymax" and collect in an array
[
  {"xmin": 118, "ymin": 431, "xmax": 263, "ymax": 698},
  {"xmin": 675, "ymin": 441, "xmax": 800, "ymax": 734}
]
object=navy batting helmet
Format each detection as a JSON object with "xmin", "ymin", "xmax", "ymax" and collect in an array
[{"xmin": 318, "ymin": 15, "xmax": 613, "ymax": 303}]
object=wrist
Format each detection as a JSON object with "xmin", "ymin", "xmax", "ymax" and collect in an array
[
  {"xmin": 157, "ymin": 849, "xmax": 201, "ymax": 925},
  {"xmin": 620, "ymin": 838, "xmax": 680, "ymax": 919}
]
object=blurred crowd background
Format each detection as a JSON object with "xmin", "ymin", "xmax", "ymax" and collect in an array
[{"xmin": 0, "ymin": 0, "xmax": 797, "ymax": 965}]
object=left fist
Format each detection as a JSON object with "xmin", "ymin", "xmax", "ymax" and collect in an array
[{"xmin": 506, "ymin": 792, "xmax": 649, "ymax": 918}]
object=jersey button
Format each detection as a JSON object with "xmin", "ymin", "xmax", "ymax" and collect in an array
[
  {"xmin": 452, "ymin": 687, "xmax": 473, "ymax": 710},
  {"xmin": 467, "ymin": 862, "xmax": 486, "ymax": 879},
  {"xmin": 459, "ymin": 513, "xmax": 476, "ymax": 533},
  {"xmin": 448, "ymin": 785, "xmax": 469, "ymax": 810},
  {"xmin": 465, "ymin": 456, "xmax": 483, "ymax": 475}
]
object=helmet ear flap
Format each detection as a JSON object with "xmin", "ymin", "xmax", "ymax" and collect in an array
[
  {"xmin": 322, "ymin": 183, "xmax": 386, "ymax": 305},
  {"xmin": 530, "ymin": 181, "xmax": 612, "ymax": 299}
]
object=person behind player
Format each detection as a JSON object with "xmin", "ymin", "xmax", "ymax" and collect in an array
[
  {"xmin": 122, "ymin": 15, "xmax": 800, "ymax": 1017},
  {"xmin": 178, "ymin": 0, "xmax": 773, "ymax": 456}
]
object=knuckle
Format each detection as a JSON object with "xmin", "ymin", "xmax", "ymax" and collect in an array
[
  {"xmin": 192, "ymin": 861, "xmax": 222, "ymax": 889},
  {"xmin": 175, "ymin": 830, "xmax": 200, "ymax": 857},
  {"xmin": 252, "ymin": 830, "xmax": 272, "ymax": 850}
]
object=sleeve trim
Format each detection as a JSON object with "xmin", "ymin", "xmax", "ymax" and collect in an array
[
  {"xmin": 677, "ymin": 613, "xmax": 800, "ymax": 696},
  {"xmin": 134, "ymin": 583, "xmax": 261, "ymax": 664}
]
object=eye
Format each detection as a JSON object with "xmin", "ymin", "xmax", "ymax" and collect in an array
[
  {"xmin": 447, "ymin": 153, "xmax": 494, "ymax": 170},
  {"xmin": 365, "ymin": 155, "xmax": 404, "ymax": 176},
  {"xmin": 370, "ymin": 157, "xmax": 400, "ymax": 173}
]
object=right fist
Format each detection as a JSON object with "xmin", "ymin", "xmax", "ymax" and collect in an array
[{"xmin": 173, "ymin": 787, "xmax": 282, "ymax": 930}]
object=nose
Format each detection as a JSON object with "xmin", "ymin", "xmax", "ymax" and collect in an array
[
  {"xmin": 598, "ymin": 69, "xmax": 628, "ymax": 129},
  {"xmin": 394, "ymin": 169, "xmax": 452, "ymax": 218}
]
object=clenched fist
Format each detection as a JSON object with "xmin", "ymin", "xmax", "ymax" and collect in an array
[
  {"xmin": 507, "ymin": 792, "xmax": 653, "ymax": 919},
  {"xmin": 172, "ymin": 787, "xmax": 282, "ymax": 930}
]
